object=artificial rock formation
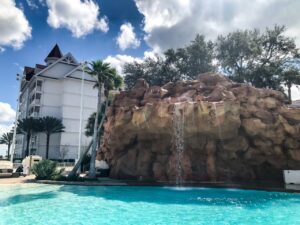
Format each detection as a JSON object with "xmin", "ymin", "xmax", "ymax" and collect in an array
[{"xmin": 101, "ymin": 73, "xmax": 300, "ymax": 182}]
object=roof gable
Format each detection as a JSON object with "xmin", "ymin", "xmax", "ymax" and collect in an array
[{"xmin": 45, "ymin": 44, "xmax": 63, "ymax": 61}]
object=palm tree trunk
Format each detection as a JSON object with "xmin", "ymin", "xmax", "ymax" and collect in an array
[
  {"xmin": 69, "ymin": 99, "xmax": 108, "ymax": 178},
  {"xmin": 25, "ymin": 133, "xmax": 31, "ymax": 157},
  {"xmin": 89, "ymin": 87, "xmax": 102, "ymax": 178},
  {"xmin": 46, "ymin": 134, "xmax": 50, "ymax": 159},
  {"xmin": 7, "ymin": 143, "xmax": 11, "ymax": 159},
  {"xmin": 288, "ymin": 84, "xmax": 292, "ymax": 104}
]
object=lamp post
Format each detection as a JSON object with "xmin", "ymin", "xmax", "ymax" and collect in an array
[
  {"xmin": 77, "ymin": 62, "xmax": 87, "ymax": 166},
  {"xmin": 10, "ymin": 73, "xmax": 21, "ymax": 163}
]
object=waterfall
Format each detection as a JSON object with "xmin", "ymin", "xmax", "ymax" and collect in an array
[
  {"xmin": 172, "ymin": 103, "xmax": 185, "ymax": 186},
  {"xmin": 212, "ymin": 102, "xmax": 223, "ymax": 141}
]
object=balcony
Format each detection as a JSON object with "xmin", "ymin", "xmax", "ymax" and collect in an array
[
  {"xmin": 30, "ymin": 112, "xmax": 40, "ymax": 118},
  {"xmin": 29, "ymin": 106, "xmax": 40, "ymax": 118},
  {"xmin": 29, "ymin": 80, "xmax": 43, "ymax": 97},
  {"xmin": 29, "ymin": 93, "xmax": 42, "ymax": 107}
]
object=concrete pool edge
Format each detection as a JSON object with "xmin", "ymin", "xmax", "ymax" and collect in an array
[{"xmin": 34, "ymin": 179, "xmax": 300, "ymax": 193}]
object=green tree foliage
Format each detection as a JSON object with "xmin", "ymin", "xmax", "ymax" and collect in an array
[
  {"xmin": 17, "ymin": 117, "xmax": 42, "ymax": 157},
  {"xmin": 124, "ymin": 35, "xmax": 215, "ymax": 88},
  {"xmin": 39, "ymin": 116, "xmax": 65, "ymax": 159},
  {"xmin": 216, "ymin": 25, "xmax": 299, "ymax": 90},
  {"xmin": 216, "ymin": 29, "xmax": 260, "ymax": 83},
  {"xmin": 31, "ymin": 160, "xmax": 64, "ymax": 180},
  {"xmin": 0, "ymin": 131, "xmax": 14, "ymax": 158},
  {"xmin": 124, "ymin": 25, "xmax": 300, "ymax": 101}
]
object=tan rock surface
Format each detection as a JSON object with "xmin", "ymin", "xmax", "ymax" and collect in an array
[{"xmin": 102, "ymin": 73, "xmax": 300, "ymax": 182}]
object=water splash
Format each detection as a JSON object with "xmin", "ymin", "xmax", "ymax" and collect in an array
[{"xmin": 172, "ymin": 103, "xmax": 185, "ymax": 186}]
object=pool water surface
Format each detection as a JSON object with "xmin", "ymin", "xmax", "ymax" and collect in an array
[{"xmin": 0, "ymin": 184, "xmax": 300, "ymax": 225}]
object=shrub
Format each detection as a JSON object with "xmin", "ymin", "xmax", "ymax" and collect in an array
[{"xmin": 31, "ymin": 160, "xmax": 64, "ymax": 180}]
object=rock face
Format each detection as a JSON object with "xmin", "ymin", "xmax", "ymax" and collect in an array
[{"xmin": 101, "ymin": 73, "xmax": 300, "ymax": 182}]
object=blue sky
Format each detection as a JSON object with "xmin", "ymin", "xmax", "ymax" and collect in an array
[
  {"xmin": 1, "ymin": 0, "xmax": 300, "ymax": 155},
  {"xmin": 0, "ymin": 0, "xmax": 147, "ymax": 109}
]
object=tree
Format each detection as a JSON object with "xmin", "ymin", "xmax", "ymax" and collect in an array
[
  {"xmin": 184, "ymin": 34, "xmax": 216, "ymax": 79},
  {"xmin": 16, "ymin": 117, "xmax": 41, "ymax": 157},
  {"xmin": 216, "ymin": 25, "xmax": 299, "ymax": 90},
  {"xmin": 0, "ymin": 131, "xmax": 13, "ymax": 158},
  {"xmin": 281, "ymin": 65, "xmax": 300, "ymax": 103},
  {"xmin": 124, "ymin": 56, "xmax": 168, "ymax": 89},
  {"xmin": 39, "ymin": 116, "xmax": 65, "ymax": 159},
  {"xmin": 85, "ymin": 60, "xmax": 123, "ymax": 178},
  {"xmin": 216, "ymin": 29, "xmax": 260, "ymax": 83},
  {"xmin": 124, "ymin": 35, "xmax": 215, "ymax": 88}
]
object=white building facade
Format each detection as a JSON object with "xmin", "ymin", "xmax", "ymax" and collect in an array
[{"xmin": 13, "ymin": 45, "xmax": 98, "ymax": 161}]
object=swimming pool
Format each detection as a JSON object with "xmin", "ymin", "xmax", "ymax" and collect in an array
[{"xmin": 0, "ymin": 184, "xmax": 299, "ymax": 225}]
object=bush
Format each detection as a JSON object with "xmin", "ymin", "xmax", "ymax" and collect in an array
[{"xmin": 31, "ymin": 160, "xmax": 64, "ymax": 180}]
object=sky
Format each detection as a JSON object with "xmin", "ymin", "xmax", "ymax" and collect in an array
[{"xmin": 1, "ymin": 0, "xmax": 300, "ymax": 155}]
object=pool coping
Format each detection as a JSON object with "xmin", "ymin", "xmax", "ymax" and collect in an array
[{"xmin": 35, "ymin": 180, "xmax": 300, "ymax": 193}]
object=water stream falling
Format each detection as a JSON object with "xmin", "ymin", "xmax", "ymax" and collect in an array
[
  {"xmin": 212, "ymin": 102, "xmax": 224, "ymax": 144},
  {"xmin": 172, "ymin": 103, "xmax": 185, "ymax": 186}
]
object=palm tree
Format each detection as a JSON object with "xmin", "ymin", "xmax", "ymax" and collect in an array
[
  {"xmin": 39, "ymin": 116, "xmax": 65, "ymax": 159},
  {"xmin": 85, "ymin": 60, "xmax": 122, "ymax": 178},
  {"xmin": 0, "ymin": 131, "xmax": 14, "ymax": 158},
  {"xmin": 17, "ymin": 117, "xmax": 41, "ymax": 157},
  {"xmin": 68, "ymin": 60, "xmax": 122, "ymax": 178}
]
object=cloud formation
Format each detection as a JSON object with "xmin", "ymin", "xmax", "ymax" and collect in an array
[
  {"xmin": 0, "ymin": 0, "xmax": 32, "ymax": 50},
  {"xmin": 46, "ymin": 0, "xmax": 108, "ymax": 38},
  {"xmin": 26, "ymin": 0, "xmax": 38, "ymax": 9},
  {"xmin": 117, "ymin": 23, "xmax": 140, "ymax": 50},
  {"xmin": 134, "ymin": 0, "xmax": 300, "ymax": 51},
  {"xmin": 104, "ymin": 54, "xmax": 142, "ymax": 75},
  {"xmin": 0, "ymin": 102, "xmax": 16, "ymax": 123}
]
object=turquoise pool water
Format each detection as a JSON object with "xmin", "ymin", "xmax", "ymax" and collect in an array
[{"xmin": 0, "ymin": 184, "xmax": 300, "ymax": 225}]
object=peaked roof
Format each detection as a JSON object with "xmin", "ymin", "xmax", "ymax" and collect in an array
[
  {"xmin": 24, "ymin": 66, "xmax": 35, "ymax": 81},
  {"xmin": 45, "ymin": 44, "xmax": 63, "ymax": 59}
]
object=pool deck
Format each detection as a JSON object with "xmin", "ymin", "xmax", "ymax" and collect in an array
[
  {"xmin": 1, "ymin": 176, "xmax": 300, "ymax": 193},
  {"xmin": 0, "ymin": 175, "xmax": 36, "ymax": 185}
]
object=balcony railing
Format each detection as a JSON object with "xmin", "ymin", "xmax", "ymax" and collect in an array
[{"xmin": 30, "ymin": 112, "xmax": 39, "ymax": 118}]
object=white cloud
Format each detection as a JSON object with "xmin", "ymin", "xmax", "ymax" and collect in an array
[
  {"xmin": 134, "ymin": 0, "xmax": 300, "ymax": 51},
  {"xmin": 104, "ymin": 54, "xmax": 142, "ymax": 75},
  {"xmin": 13, "ymin": 62, "xmax": 23, "ymax": 71},
  {"xmin": 96, "ymin": 16, "xmax": 109, "ymax": 33},
  {"xmin": 0, "ymin": 0, "xmax": 32, "ymax": 50},
  {"xmin": 46, "ymin": 0, "xmax": 108, "ymax": 38},
  {"xmin": 26, "ymin": 0, "xmax": 38, "ymax": 9},
  {"xmin": 0, "ymin": 102, "xmax": 16, "ymax": 123},
  {"xmin": 116, "ymin": 23, "xmax": 140, "ymax": 50}
]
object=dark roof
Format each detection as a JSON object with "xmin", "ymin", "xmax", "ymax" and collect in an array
[
  {"xmin": 35, "ymin": 64, "xmax": 47, "ymax": 70},
  {"xmin": 24, "ymin": 66, "xmax": 35, "ymax": 81},
  {"xmin": 46, "ymin": 44, "xmax": 63, "ymax": 59}
]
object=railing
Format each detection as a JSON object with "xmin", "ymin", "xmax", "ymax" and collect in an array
[
  {"xmin": 30, "ymin": 112, "xmax": 39, "ymax": 117},
  {"xmin": 36, "ymin": 85, "xmax": 42, "ymax": 92},
  {"xmin": 29, "ymin": 84, "xmax": 42, "ymax": 98},
  {"xmin": 56, "ymin": 162, "xmax": 75, "ymax": 167}
]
